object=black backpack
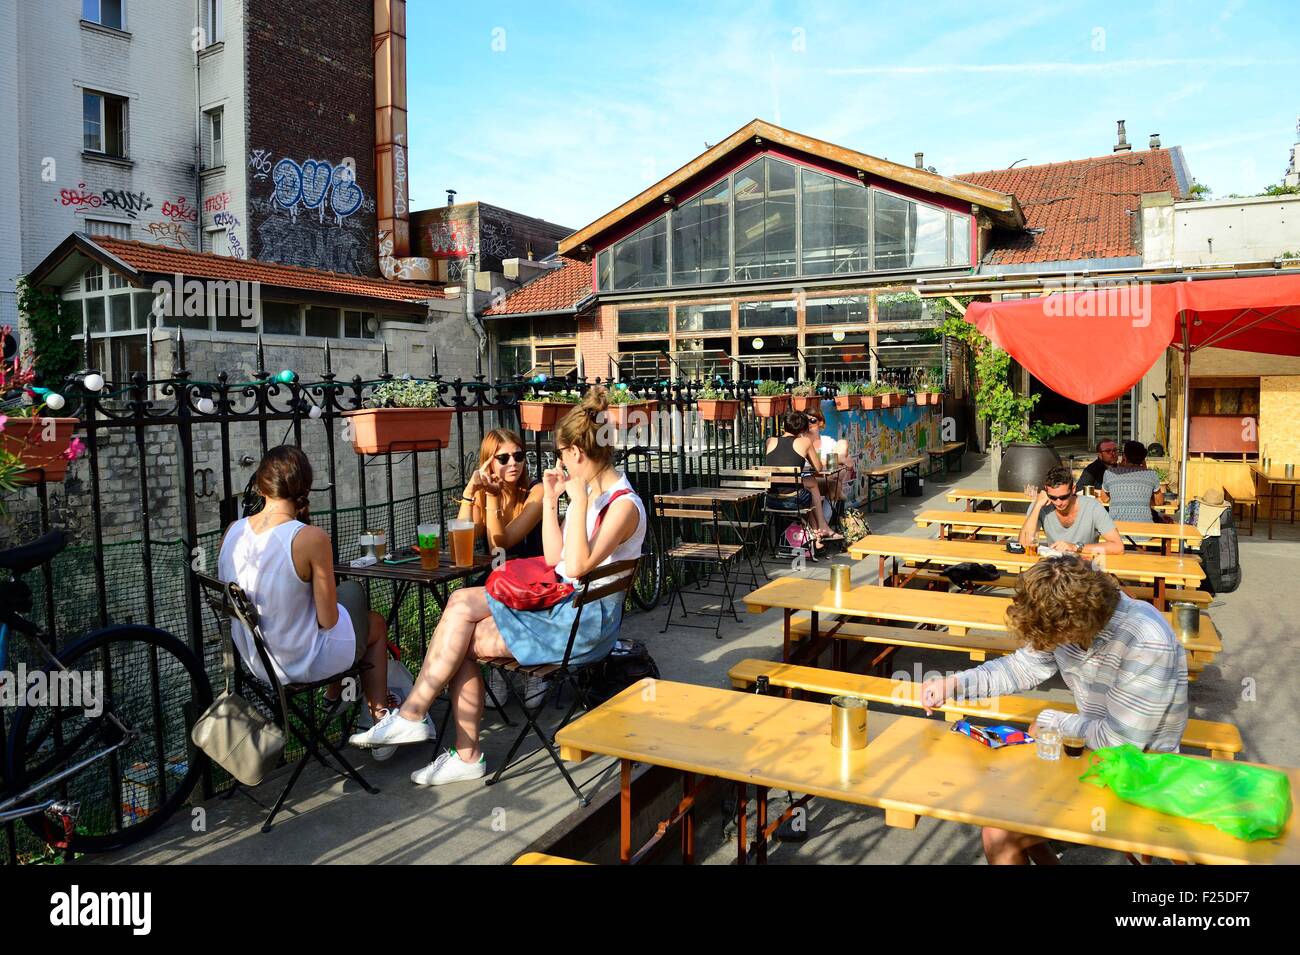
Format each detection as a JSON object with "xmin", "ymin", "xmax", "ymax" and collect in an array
[
  {"xmin": 1186, "ymin": 502, "xmax": 1241, "ymax": 595},
  {"xmin": 586, "ymin": 639, "xmax": 660, "ymax": 707}
]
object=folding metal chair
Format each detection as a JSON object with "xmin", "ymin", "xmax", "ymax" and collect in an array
[
  {"xmin": 196, "ymin": 573, "xmax": 379, "ymax": 832},
  {"xmin": 762, "ymin": 466, "xmax": 819, "ymax": 561},
  {"xmin": 478, "ymin": 557, "xmax": 640, "ymax": 806},
  {"xmin": 655, "ymin": 496, "xmax": 747, "ymax": 638}
]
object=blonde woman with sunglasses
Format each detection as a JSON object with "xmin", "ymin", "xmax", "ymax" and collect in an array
[{"xmin": 458, "ymin": 428, "xmax": 545, "ymax": 561}]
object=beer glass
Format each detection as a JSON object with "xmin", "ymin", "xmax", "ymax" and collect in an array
[{"xmin": 417, "ymin": 523, "xmax": 440, "ymax": 570}]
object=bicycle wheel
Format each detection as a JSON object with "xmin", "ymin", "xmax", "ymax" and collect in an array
[
  {"xmin": 628, "ymin": 534, "xmax": 663, "ymax": 612},
  {"xmin": 5, "ymin": 624, "xmax": 212, "ymax": 854}
]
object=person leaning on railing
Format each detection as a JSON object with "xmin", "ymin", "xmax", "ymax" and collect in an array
[{"xmin": 348, "ymin": 387, "xmax": 647, "ymax": 787}]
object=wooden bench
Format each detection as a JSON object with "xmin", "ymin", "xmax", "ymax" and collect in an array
[
  {"xmin": 927, "ymin": 440, "xmax": 966, "ymax": 477},
  {"xmin": 512, "ymin": 852, "xmax": 593, "ymax": 865},
  {"xmin": 727, "ymin": 659, "xmax": 1241, "ymax": 758},
  {"xmin": 786, "ymin": 614, "xmax": 1210, "ymax": 677},
  {"xmin": 865, "ymin": 456, "xmax": 924, "ymax": 514},
  {"xmin": 902, "ymin": 567, "xmax": 1214, "ymax": 607}
]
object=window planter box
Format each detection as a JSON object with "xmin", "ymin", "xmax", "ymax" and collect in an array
[
  {"xmin": 752, "ymin": 395, "xmax": 789, "ymax": 418},
  {"xmin": 860, "ymin": 395, "xmax": 882, "ymax": 410},
  {"xmin": 603, "ymin": 402, "xmax": 655, "ymax": 429},
  {"xmin": 790, "ymin": 395, "xmax": 819, "ymax": 412},
  {"xmin": 696, "ymin": 399, "xmax": 740, "ymax": 422},
  {"xmin": 2, "ymin": 417, "xmax": 79, "ymax": 484},
  {"xmin": 343, "ymin": 407, "xmax": 453, "ymax": 454},
  {"xmin": 834, "ymin": 394, "xmax": 855, "ymax": 411},
  {"xmin": 518, "ymin": 400, "xmax": 571, "ymax": 433}
]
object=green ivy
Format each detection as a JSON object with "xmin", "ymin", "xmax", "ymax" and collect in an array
[
  {"xmin": 15, "ymin": 277, "xmax": 81, "ymax": 387},
  {"xmin": 935, "ymin": 299, "xmax": 1078, "ymax": 448}
]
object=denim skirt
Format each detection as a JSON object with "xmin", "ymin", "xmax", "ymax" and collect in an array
[{"xmin": 486, "ymin": 591, "xmax": 623, "ymax": 667}]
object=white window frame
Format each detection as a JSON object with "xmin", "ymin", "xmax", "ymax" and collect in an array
[
  {"xmin": 206, "ymin": 108, "xmax": 224, "ymax": 168},
  {"xmin": 83, "ymin": 90, "xmax": 128, "ymax": 157},
  {"xmin": 203, "ymin": 0, "xmax": 223, "ymax": 46},
  {"xmin": 82, "ymin": 0, "xmax": 126, "ymax": 31},
  {"xmin": 84, "ymin": 218, "xmax": 131, "ymax": 240}
]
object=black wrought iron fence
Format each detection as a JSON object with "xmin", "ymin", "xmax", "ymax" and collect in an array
[{"xmin": 3, "ymin": 331, "xmax": 838, "ymax": 863}]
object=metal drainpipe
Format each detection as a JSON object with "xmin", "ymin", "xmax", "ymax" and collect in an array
[{"xmin": 194, "ymin": 0, "xmax": 203, "ymax": 244}]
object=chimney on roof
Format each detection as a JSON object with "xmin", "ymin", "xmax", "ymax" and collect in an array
[
  {"xmin": 446, "ymin": 189, "xmax": 457, "ymax": 207},
  {"xmin": 914, "ymin": 152, "xmax": 924, "ymax": 169},
  {"xmin": 1114, "ymin": 120, "xmax": 1132, "ymax": 153},
  {"xmin": 1149, "ymin": 133, "xmax": 1161, "ymax": 149}
]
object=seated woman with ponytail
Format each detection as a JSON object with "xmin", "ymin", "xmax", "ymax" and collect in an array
[
  {"xmin": 349, "ymin": 388, "xmax": 647, "ymax": 787},
  {"xmin": 217, "ymin": 446, "xmax": 396, "ymax": 753}
]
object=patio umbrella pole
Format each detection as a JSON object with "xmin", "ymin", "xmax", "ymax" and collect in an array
[{"xmin": 1178, "ymin": 312, "xmax": 1192, "ymax": 554}]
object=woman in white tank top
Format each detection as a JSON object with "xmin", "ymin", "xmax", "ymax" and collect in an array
[
  {"xmin": 218, "ymin": 447, "xmax": 393, "ymax": 726},
  {"xmin": 349, "ymin": 388, "xmax": 646, "ymax": 788}
]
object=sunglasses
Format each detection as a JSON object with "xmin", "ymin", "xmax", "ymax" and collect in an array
[
  {"xmin": 493, "ymin": 451, "xmax": 527, "ymax": 466},
  {"xmin": 1046, "ymin": 491, "xmax": 1073, "ymax": 501}
]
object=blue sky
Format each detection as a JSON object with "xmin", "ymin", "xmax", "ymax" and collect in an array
[{"xmin": 407, "ymin": 0, "xmax": 1300, "ymax": 231}]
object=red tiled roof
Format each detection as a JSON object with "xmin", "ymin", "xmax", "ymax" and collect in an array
[
  {"xmin": 483, "ymin": 257, "xmax": 592, "ymax": 316},
  {"xmin": 958, "ymin": 149, "xmax": 1184, "ymax": 266},
  {"xmin": 89, "ymin": 236, "xmax": 444, "ymax": 303}
]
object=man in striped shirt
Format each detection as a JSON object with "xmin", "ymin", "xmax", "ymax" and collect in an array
[{"xmin": 920, "ymin": 555, "xmax": 1188, "ymax": 864}]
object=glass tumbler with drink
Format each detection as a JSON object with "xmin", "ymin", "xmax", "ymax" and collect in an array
[
  {"xmin": 449, "ymin": 519, "xmax": 476, "ymax": 568},
  {"xmin": 1035, "ymin": 724, "xmax": 1062, "ymax": 761},
  {"xmin": 416, "ymin": 523, "xmax": 440, "ymax": 570}
]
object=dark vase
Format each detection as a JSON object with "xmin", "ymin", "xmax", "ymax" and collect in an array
[{"xmin": 997, "ymin": 442, "xmax": 1063, "ymax": 512}]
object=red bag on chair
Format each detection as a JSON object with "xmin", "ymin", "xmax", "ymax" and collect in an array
[{"xmin": 486, "ymin": 489, "xmax": 633, "ymax": 611}]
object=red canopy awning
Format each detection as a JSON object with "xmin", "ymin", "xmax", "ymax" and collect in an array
[{"xmin": 964, "ymin": 274, "xmax": 1300, "ymax": 405}]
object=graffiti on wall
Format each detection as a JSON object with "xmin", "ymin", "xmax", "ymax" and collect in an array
[
  {"xmin": 479, "ymin": 216, "xmax": 514, "ymax": 260},
  {"xmin": 203, "ymin": 191, "xmax": 231, "ymax": 213},
  {"xmin": 820, "ymin": 401, "xmax": 941, "ymax": 506},
  {"xmin": 161, "ymin": 197, "xmax": 198, "ymax": 223},
  {"xmin": 393, "ymin": 133, "xmax": 408, "ymax": 219},
  {"xmin": 378, "ymin": 229, "xmax": 433, "ymax": 281},
  {"xmin": 214, "ymin": 211, "xmax": 245, "ymax": 259},
  {"xmin": 147, "ymin": 220, "xmax": 192, "ymax": 249},
  {"xmin": 249, "ymin": 147, "xmax": 376, "ymax": 275},
  {"xmin": 58, "ymin": 183, "xmax": 155, "ymax": 220}
]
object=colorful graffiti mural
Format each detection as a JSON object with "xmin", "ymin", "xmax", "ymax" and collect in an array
[{"xmin": 820, "ymin": 400, "xmax": 941, "ymax": 506}]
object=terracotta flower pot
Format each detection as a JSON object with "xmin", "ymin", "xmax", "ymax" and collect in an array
[
  {"xmin": 344, "ymin": 407, "xmax": 454, "ymax": 454},
  {"xmin": 790, "ymin": 395, "xmax": 819, "ymax": 412},
  {"xmin": 834, "ymin": 394, "xmax": 854, "ymax": 411},
  {"xmin": 857, "ymin": 395, "xmax": 877, "ymax": 410},
  {"xmin": 2, "ymin": 416, "xmax": 79, "ymax": 484},
  {"xmin": 518, "ymin": 400, "xmax": 568, "ymax": 432},
  {"xmin": 696, "ymin": 399, "xmax": 740, "ymax": 422},
  {"xmin": 752, "ymin": 395, "xmax": 788, "ymax": 418},
  {"xmin": 603, "ymin": 402, "xmax": 653, "ymax": 429},
  {"xmin": 880, "ymin": 393, "xmax": 899, "ymax": 408}
]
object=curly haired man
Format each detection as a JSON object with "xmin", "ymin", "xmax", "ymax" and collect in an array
[{"xmin": 920, "ymin": 554, "xmax": 1188, "ymax": 864}]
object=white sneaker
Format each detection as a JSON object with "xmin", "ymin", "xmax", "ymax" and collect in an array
[
  {"xmin": 348, "ymin": 708, "xmax": 434, "ymax": 749},
  {"xmin": 410, "ymin": 748, "xmax": 488, "ymax": 786}
]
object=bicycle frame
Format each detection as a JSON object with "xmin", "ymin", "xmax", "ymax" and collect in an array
[{"xmin": 0, "ymin": 618, "xmax": 134, "ymax": 826}]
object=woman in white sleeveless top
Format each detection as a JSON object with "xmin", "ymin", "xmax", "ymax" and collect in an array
[
  {"xmin": 350, "ymin": 388, "xmax": 646, "ymax": 788},
  {"xmin": 218, "ymin": 446, "xmax": 392, "ymax": 728}
]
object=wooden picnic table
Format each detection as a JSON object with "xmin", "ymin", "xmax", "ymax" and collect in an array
[
  {"xmin": 913, "ymin": 509, "xmax": 1202, "ymax": 554},
  {"xmin": 742, "ymin": 575, "xmax": 1221, "ymax": 666},
  {"xmin": 847, "ymin": 534, "xmax": 1204, "ymax": 606},
  {"xmin": 946, "ymin": 487, "xmax": 1177, "ymax": 515},
  {"xmin": 556, "ymin": 680, "xmax": 1299, "ymax": 865},
  {"xmin": 1250, "ymin": 464, "xmax": 1300, "ymax": 540},
  {"xmin": 658, "ymin": 486, "xmax": 765, "ymax": 504}
]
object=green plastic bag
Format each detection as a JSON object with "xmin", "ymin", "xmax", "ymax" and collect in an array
[{"xmin": 1080, "ymin": 745, "xmax": 1293, "ymax": 842}]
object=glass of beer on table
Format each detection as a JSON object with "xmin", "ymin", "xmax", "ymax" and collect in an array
[
  {"xmin": 449, "ymin": 519, "xmax": 476, "ymax": 568},
  {"xmin": 416, "ymin": 523, "xmax": 440, "ymax": 570}
]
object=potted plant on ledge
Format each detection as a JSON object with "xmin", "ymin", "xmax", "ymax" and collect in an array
[
  {"xmin": 833, "ymin": 382, "xmax": 860, "ymax": 411},
  {"xmin": 752, "ymin": 380, "xmax": 790, "ymax": 418},
  {"xmin": 789, "ymin": 379, "xmax": 820, "ymax": 412},
  {"xmin": 860, "ymin": 383, "xmax": 883, "ymax": 410},
  {"xmin": 603, "ymin": 383, "xmax": 654, "ymax": 429},
  {"xmin": 0, "ymin": 331, "xmax": 83, "ymax": 486},
  {"xmin": 344, "ymin": 378, "xmax": 454, "ymax": 454},
  {"xmin": 517, "ymin": 386, "xmax": 580, "ymax": 432},
  {"xmin": 695, "ymin": 385, "xmax": 740, "ymax": 422}
]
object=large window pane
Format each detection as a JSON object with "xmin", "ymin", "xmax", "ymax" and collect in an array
[
  {"xmin": 835, "ymin": 180, "xmax": 869, "ymax": 272},
  {"xmin": 617, "ymin": 307, "xmax": 669, "ymax": 335},
  {"xmin": 676, "ymin": 303, "xmax": 730, "ymax": 332},
  {"xmin": 805, "ymin": 296, "xmax": 869, "ymax": 326},
  {"xmin": 261, "ymin": 301, "xmax": 300, "ymax": 335},
  {"xmin": 596, "ymin": 249, "xmax": 612, "ymax": 291},
  {"xmin": 109, "ymin": 292, "xmax": 131, "ymax": 331},
  {"xmin": 876, "ymin": 290, "xmax": 923, "ymax": 323},
  {"xmin": 738, "ymin": 300, "xmax": 796, "ymax": 329},
  {"xmin": 111, "ymin": 335, "xmax": 147, "ymax": 380},
  {"xmin": 612, "ymin": 217, "xmax": 667, "ymax": 290},
  {"xmin": 83, "ymin": 92, "xmax": 102, "ymax": 152},
  {"xmin": 305, "ymin": 306, "xmax": 340, "ymax": 338},
  {"xmin": 86, "ymin": 297, "xmax": 105, "ymax": 333},
  {"xmin": 800, "ymin": 169, "xmax": 836, "ymax": 276},
  {"xmin": 950, "ymin": 213, "xmax": 971, "ymax": 266},
  {"xmin": 497, "ymin": 344, "xmax": 530, "ymax": 379},
  {"xmin": 733, "ymin": 159, "xmax": 765, "ymax": 281},
  {"xmin": 873, "ymin": 191, "xmax": 909, "ymax": 270},
  {"xmin": 911, "ymin": 203, "xmax": 947, "ymax": 267},
  {"xmin": 764, "ymin": 159, "xmax": 797, "ymax": 278},
  {"xmin": 671, "ymin": 178, "xmax": 730, "ymax": 285}
]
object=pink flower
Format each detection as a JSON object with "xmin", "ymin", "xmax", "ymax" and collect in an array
[
  {"xmin": 0, "ymin": 415, "xmax": 6, "ymax": 433},
  {"xmin": 63, "ymin": 437, "xmax": 86, "ymax": 462}
]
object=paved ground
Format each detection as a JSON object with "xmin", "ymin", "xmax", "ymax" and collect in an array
[{"xmin": 94, "ymin": 453, "xmax": 1298, "ymax": 865}]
